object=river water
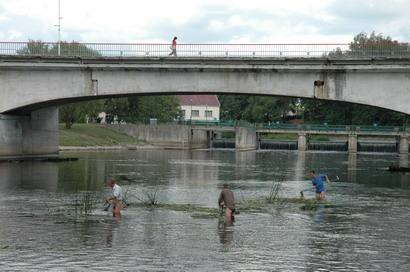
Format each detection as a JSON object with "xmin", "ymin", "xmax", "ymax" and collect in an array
[{"xmin": 0, "ymin": 150, "xmax": 409, "ymax": 271}]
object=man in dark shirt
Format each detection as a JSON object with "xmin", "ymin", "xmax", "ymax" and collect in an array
[{"xmin": 218, "ymin": 184, "xmax": 235, "ymax": 223}]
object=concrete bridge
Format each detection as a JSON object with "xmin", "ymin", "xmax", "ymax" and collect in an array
[{"xmin": 0, "ymin": 55, "xmax": 410, "ymax": 158}]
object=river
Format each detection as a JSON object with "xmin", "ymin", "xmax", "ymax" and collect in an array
[{"xmin": 0, "ymin": 150, "xmax": 409, "ymax": 271}]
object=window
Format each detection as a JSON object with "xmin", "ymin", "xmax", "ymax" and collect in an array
[
  {"xmin": 205, "ymin": 110, "xmax": 213, "ymax": 118},
  {"xmin": 191, "ymin": 110, "xmax": 199, "ymax": 117}
]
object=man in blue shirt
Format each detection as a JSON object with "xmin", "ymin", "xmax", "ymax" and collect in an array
[{"xmin": 309, "ymin": 170, "xmax": 329, "ymax": 200}]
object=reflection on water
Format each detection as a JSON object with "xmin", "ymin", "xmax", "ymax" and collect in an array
[
  {"xmin": 347, "ymin": 153, "xmax": 357, "ymax": 183},
  {"xmin": 218, "ymin": 220, "xmax": 234, "ymax": 247},
  {"xmin": 0, "ymin": 150, "xmax": 409, "ymax": 271}
]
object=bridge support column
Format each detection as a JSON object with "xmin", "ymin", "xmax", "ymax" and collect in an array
[
  {"xmin": 235, "ymin": 127, "xmax": 257, "ymax": 151},
  {"xmin": 297, "ymin": 133, "xmax": 307, "ymax": 152},
  {"xmin": 0, "ymin": 107, "xmax": 59, "ymax": 159},
  {"xmin": 348, "ymin": 134, "xmax": 358, "ymax": 153},
  {"xmin": 398, "ymin": 135, "xmax": 409, "ymax": 154}
]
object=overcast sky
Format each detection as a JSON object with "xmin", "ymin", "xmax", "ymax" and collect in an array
[{"xmin": 0, "ymin": 0, "xmax": 409, "ymax": 43}]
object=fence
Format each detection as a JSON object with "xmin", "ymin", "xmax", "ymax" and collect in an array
[
  {"xmin": 190, "ymin": 120, "xmax": 409, "ymax": 132},
  {"xmin": 1, "ymin": 41, "xmax": 410, "ymax": 58}
]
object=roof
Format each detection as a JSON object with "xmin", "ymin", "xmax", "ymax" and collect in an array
[{"xmin": 177, "ymin": 95, "xmax": 220, "ymax": 107}]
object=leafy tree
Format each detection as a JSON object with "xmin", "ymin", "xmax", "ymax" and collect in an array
[
  {"xmin": 329, "ymin": 31, "xmax": 410, "ymax": 58},
  {"xmin": 348, "ymin": 31, "xmax": 410, "ymax": 58},
  {"xmin": 129, "ymin": 96, "xmax": 180, "ymax": 123},
  {"xmin": 103, "ymin": 96, "xmax": 180, "ymax": 124},
  {"xmin": 49, "ymin": 41, "xmax": 101, "ymax": 57},
  {"xmin": 59, "ymin": 103, "xmax": 82, "ymax": 129},
  {"xmin": 17, "ymin": 40, "xmax": 101, "ymax": 57},
  {"xmin": 219, "ymin": 95, "xmax": 295, "ymax": 123},
  {"xmin": 59, "ymin": 100, "xmax": 105, "ymax": 128},
  {"xmin": 17, "ymin": 40, "xmax": 52, "ymax": 55},
  {"xmin": 301, "ymin": 99, "xmax": 407, "ymax": 126},
  {"xmin": 104, "ymin": 98, "xmax": 130, "ymax": 123}
]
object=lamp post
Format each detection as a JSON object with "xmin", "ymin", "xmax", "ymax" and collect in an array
[{"xmin": 55, "ymin": 0, "xmax": 62, "ymax": 56}]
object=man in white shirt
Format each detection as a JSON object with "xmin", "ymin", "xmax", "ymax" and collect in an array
[{"xmin": 106, "ymin": 179, "xmax": 123, "ymax": 217}]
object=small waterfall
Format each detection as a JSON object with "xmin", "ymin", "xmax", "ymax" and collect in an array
[
  {"xmin": 212, "ymin": 139, "xmax": 235, "ymax": 148},
  {"xmin": 260, "ymin": 140, "xmax": 297, "ymax": 150},
  {"xmin": 358, "ymin": 142, "xmax": 397, "ymax": 153},
  {"xmin": 308, "ymin": 141, "xmax": 348, "ymax": 151}
]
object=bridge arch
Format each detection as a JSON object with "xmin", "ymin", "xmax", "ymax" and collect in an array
[
  {"xmin": 0, "ymin": 56, "xmax": 409, "ymax": 115},
  {"xmin": 1, "ymin": 56, "xmax": 409, "ymax": 159}
]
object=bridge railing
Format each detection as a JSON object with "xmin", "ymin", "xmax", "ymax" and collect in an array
[
  {"xmin": 1, "ymin": 41, "xmax": 410, "ymax": 58},
  {"xmin": 112, "ymin": 119, "xmax": 408, "ymax": 132}
]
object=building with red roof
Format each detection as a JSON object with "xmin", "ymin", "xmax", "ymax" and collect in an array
[{"xmin": 177, "ymin": 95, "xmax": 220, "ymax": 121}]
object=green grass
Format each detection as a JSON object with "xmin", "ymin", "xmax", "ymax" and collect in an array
[{"xmin": 59, "ymin": 123, "xmax": 140, "ymax": 146}]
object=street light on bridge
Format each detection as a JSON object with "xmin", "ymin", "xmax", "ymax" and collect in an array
[{"xmin": 54, "ymin": 0, "xmax": 63, "ymax": 56}]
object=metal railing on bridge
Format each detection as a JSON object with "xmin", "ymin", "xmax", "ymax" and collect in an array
[
  {"xmin": 188, "ymin": 120, "xmax": 409, "ymax": 133},
  {"xmin": 1, "ymin": 41, "xmax": 410, "ymax": 58},
  {"xmin": 261, "ymin": 123, "xmax": 409, "ymax": 133}
]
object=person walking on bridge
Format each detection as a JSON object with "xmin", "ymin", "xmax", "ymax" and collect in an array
[
  {"xmin": 169, "ymin": 36, "xmax": 177, "ymax": 56},
  {"xmin": 218, "ymin": 183, "xmax": 235, "ymax": 223},
  {"xmin": 309, "ymin": 170, "xmax": 329, "ymax": 200},
  {"xmin": 106, "ymin": 178, "xmax": 123, "ymax": 217}
]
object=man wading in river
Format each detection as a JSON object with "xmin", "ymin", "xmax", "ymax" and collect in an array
[
  {"xmin": 106, "ymin": 179, "xmax": 123, "ymax": 217},
  {"xmin": 309, "ymin": 170, "xmax": 329, "ymax": 200},
  {"xmin": 218, "ymin": 184, "xmax": 235, "ymax": 223}
]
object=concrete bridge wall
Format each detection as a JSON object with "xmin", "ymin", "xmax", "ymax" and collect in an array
[{"xmin": 0, "ymin": 57, "xmax": 409, "ymax": 114}]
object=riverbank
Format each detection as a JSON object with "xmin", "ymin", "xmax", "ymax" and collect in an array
[{"xmin": 59, "ymin": 123, "xmax": 159, "ymax": 150}]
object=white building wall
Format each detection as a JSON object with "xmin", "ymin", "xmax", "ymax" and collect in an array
[{"xmin": 180, "ymin": 105, "xmax": 220, "ymax": 121}]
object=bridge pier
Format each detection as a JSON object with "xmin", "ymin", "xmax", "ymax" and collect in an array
[
  {"xmin": 0, "ymin": 107, "xmax": 59, "ymax": 159},
  {"xmin": 235, "ymin": 127, "xmax": 257, "ymax": 151},
  {"xmin": 348, "ymin": 134, "xmax": 358, "ymax": 153},
  {"xmin": 297, "ymin": 133, "xmax": 307, "ymax": 152},
  {"xmin": 398, "ymin": 135, "xmax": 409, "ymax": 154}
]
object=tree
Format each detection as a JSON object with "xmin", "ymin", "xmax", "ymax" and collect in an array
[
  {"xmin": 59, "ymin": 103, "xmax": 82, "ymax": 129},
  {"xmin": 104, "ymin": 98, "xmax": 130, "ymax": 123},
  {"xmin": 17, "ymin": 40, "xmax": 52, "ymax": 55},
  {"xmin": 219, "ymin": 95, "xmax": 295, "ymax": 123},
  {"xmin": 49, "ymin": 41, "xmax": 101, "ymax": 57},
  {"xmin": 59, "ymin": 100, "xmax": 105, "ymax": 128},
  {"xmin": 129, "ymin": 96, "xmax": 180, "ymax": 123},
  {"xmin": 348, "ymin": 31, "xmax": 410, "ymax": 58},
  {"xmin": 17, "ymin": 40, "xmax": 101, "ymax": 57},
  {"xmin": 103, "ymin": 96, "xmax": 180, "ymax": 124},
  {"xmin": 328, "ymin": 31, "xmax": 410, "ymax": 58}
]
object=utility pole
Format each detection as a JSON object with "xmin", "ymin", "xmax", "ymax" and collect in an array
[{"xmin": 55, "ymin": 0, "xmax": 62, "ymax": 56}]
